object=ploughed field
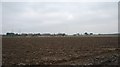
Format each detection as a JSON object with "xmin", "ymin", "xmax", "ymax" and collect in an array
[{"xmin": 2, "ymin": 36, "xmax": 120, "ymax": 66}]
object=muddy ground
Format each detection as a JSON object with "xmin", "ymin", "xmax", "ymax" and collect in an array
[{"xmin": 2, "ymin": 36, "xmax": 120, "ymax": 66}]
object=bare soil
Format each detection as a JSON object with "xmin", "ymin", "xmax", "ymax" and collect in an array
[{"xmin": 2, "ymin": 36, "xmax": 120, "ymax": 66}]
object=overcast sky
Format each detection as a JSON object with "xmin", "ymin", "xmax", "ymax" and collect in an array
[{"xmin": 1, "ymin": 1, "xmax": 118, "ymax": 34}]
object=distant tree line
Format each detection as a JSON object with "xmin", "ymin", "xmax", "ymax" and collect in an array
[
  {"xmin": 5, "ymin": 32, "xmax": 67, "ymax": 36},
  {"xmin": 4, "ymin": 32, "xmax": 94, "ymax": 37},
  {"xmin": 73, "ymin": 32, "xmax": 93, "ymax": 36}
]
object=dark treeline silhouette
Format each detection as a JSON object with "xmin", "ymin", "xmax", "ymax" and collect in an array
[
  {"xmin": 4, "ymin": 32, "xmax": 94, "ymax": 37},
  {"xmin": 2, "ymin": 32, "xmax": 119, "ymax": 37},
  {"xmin": 4, "ymin": 32, "xmax": 67, "ymax": 37}
]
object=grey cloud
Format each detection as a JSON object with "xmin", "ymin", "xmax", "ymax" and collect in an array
[
  {"xmin": 1, "ymin": 0, "xmax": 120, "ymax": 2},
  {"xmin": 2, "ymin": 2, "xmax": 118, "ymax": 34}
]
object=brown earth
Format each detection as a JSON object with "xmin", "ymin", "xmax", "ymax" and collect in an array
[{"xmin": 2, "ymin": 36, "xmax": 120, "ymax": 66}]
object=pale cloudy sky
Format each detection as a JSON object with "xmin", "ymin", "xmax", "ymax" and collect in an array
[{"xmin": 1, "ymin": 0, "xmax": 119, "ymax": 34}]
